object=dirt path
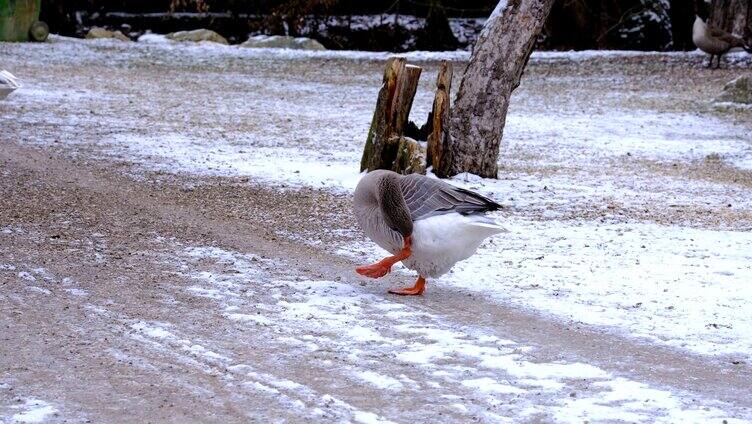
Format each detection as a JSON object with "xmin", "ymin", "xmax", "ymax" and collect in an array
[
  {"xmin": 2, "ymin": 36, "xmax": 752, "ymax": 422},
  {"xmin": 1, "ymin": 141, "xmax": 751, "ymax": 423}
]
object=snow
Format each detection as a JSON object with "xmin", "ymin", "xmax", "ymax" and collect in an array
[
  {"xmin": 28, "ymin": 34, "xmax": 751, "ymax": 65},
  {"xmin": 137, "ymin": 33, "xmax": 171, "ymax": 44},
  {"xmin": 451, "ymin": 220, "xmax": 752, "ymax": 357},
  {"xmin": 352, "ymin": 410, "xmax": 395, "ymax": 424},
  {"xmin": 461, "ymin": 377, "xmax": 526, "ymax": 394},
  {"xmin": 352, "ymin": 371, "xmax": 403, "ymax": 391},
  {"xmin": 94, "ymin": 105, "xmax": 752, "ymax": 197},
  {"xmin": 487, "ymin": 1, "xmax": 509, "ymax": 22},
  {"xmin": 105, "ymin": 134, "xmax": 364, "ymax": 193},
  {"xmin": 165, "ymin": 242, "xmax": 748, "ymax": 421},
  {"xmin": 2, "ymin": 35, "xmax": 752, "ymax": 420},
  {"xmin": 506, "ymin": 111, "xmax": 752, "ymax": 165},
  {"xmin": 63, "ymin": 288, "xmax": 89, "ymax": 296},
  {"xmin": 8, "ymin": 399, "xmax": 56, "ymax": 423},
  {"xmin": 131, "ymin": 321, "xmax": 174, "ymax": 339},
  {"xmin": 225, "ymin": 312, "xmax": 272, "ymax": 325},
  {"xmin": 343, "ymin": 217, "xmax": 752, "ymax": 360},
  {"xmin": 554, "ymin": 378, "xmax": 749, "ymax": 424}
]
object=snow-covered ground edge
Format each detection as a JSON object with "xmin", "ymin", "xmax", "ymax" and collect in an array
[{"xmin": 43, "ymin": 33, "xmax": 752, "ymax": 65}]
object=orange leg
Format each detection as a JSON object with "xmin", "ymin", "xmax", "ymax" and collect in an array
[
  {"xmin": 356, "ymin": 236, "xmax": 412, "ymax": 279},
  {"xmin": 389, "ymin": 276, "xmax": 426, "ymax": 296}
]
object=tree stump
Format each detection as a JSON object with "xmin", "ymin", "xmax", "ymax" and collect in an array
[
  {"xmin": 392, "ymin": 136, "xmax": 426, "ymax": 175},
  {"xmin": 426, "ymin": 60, "xmax": 453, "ymax": 177},
  {"xmin": 392, "ymin": 65, "xmax": 422, "ymax": 135},
  {"xmin": 360, "ymin": 59, "xmax": 423, "ymax": 173}
]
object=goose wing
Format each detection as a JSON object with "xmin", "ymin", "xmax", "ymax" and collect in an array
[
  {"xmin": 707, "ymin": 25, "xmax": 745, "ymax": 47},
  {"xmin": 399, "ymin": 173, "xmax": 501, "ymax": 221}
]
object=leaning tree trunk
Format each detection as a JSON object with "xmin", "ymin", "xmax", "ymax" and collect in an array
[{"xmin": 437, "ymin": 0, "xmax": 555, "ymax": 179}]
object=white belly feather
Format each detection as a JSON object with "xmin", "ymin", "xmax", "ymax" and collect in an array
[{"xmin": 402, "ymin": 213, "xmax": 506, "ymax": 278}]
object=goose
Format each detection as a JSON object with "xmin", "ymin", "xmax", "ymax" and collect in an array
[
  {"xmin": 353, "ymin": 170, "xmax": 506, "ymax": 295},
  {"xmin": 692, "ymin": 15, "xmax": 751, "ymax": 68},
  {"xmin": 0, "ymin": 70, "xmax": 21, "ymax": 100}
]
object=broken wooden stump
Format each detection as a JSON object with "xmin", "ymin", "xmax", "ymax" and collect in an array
[
  {"xmin": 391, "ymin": 65, "xmax": 422, "ymax": 136},
  {"xmin": 360, "ymin": 58, "xmax": 423, "ymax": 174},
  {"xmin": 392, "ymin": 136, "xmax": 426, "ymax": 175},
  {"xmin": 360, "ymin": 57, "xmax": 451, "ymax": 176},
  {"xmin": 426, "ymin": 60, "xmax": 453, "ymax": 177},
  {"xmin": 361, "ymin": 58, "xmax": 406, "ymax": 172}
]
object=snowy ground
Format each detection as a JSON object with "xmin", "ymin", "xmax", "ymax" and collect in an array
[{"xmin": 1, "ymin": 36, "xmax": 752, "ymax": 422}]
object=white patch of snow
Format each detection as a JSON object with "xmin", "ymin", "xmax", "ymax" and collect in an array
[
  {"xmin": 131, "ymin": 321, "xmax": 174, "ymax": 339},
  {"xmin": 554, "ymin": 378, "xmax": 749, "ymax": 423},
  {"xmin": 103, "ymin": 134, "xmax": 364, "ymax": 193},
  {"xmin": 9, "ymin": 399, "xmax": 57, "ymax": 423},
  {"xmin": 64, "ymin": 288, "xmax": 89, "ymax": 297},
  {"xmin": 504, "ymin": 111, "xmax": 752, "ymax": 167},
  {"xmin": 137, "ymin": 33, "xmax": 171, "ymax": 44},
  {"xmin": 445, "ymin": 220, "xmax": 752, "ymax": 359},
  {"xmin": 186, "ymin": 344, "xmax": 231, "ymax": 363},
  {"xmin": 25, "ymin": 286, "xmax": 51, "ymax": 295},
  {"xmin": 480, "ymin": 1, "xmax": 509, "ymax": 38},
  {"xmin": 225, "ymin": 313, "xmax": 272, "ymax": 325},
  {"xmin": 352, "ymin": 410, "xmax": 396, "ymax": 424},
  {"xmin": 461, "ymin": 377, "xmax": 526, "ymax": 394},
  {"xmin": 17, "ymin": 271, "xmax": 36, "ymax": 282},
  {"xmin": 352, "ymin": 370, "xmax": 403, "ymax": 391}
]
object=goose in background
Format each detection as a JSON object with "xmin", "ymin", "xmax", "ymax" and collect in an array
[
  {"xmin": 0, "ymin": 70, "xmax": 21, "ymax": 100},
  {"xmin": 692, "ymin": 10, "xmax": 751, "ymax": 68},
  {"xmin": 353, "ymin": 170, "xmax": 506, "ymax": 296}
]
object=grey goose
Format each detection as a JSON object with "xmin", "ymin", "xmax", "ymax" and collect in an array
[{"xmin": 353, "ymin": 170, "xmax": 506, "ymax": 295}]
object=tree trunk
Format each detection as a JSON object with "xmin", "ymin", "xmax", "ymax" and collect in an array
[
  {"xmin": 710, "ymin": 0, "xmax": 752, "ymax": 39},
  {"xmin": 443, "ymin": 0, "xmax": 555, "ymax": 178}
]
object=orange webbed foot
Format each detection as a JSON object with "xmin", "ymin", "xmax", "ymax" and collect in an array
[
  {"xmin": 356, "ymin": 236, "xmax": 412, "ymax": 280},
  {"xmin": 356, "ymin": 262, "xmax": 391, "ymax": 279},
  {"xmin": 388, "ymin": 276, "xmax": 426, "ymax": 296}
]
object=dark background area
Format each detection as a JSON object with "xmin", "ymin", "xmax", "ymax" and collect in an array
[{"xmin": 38, "ymin": 0, "xmax": 749, "ymax": 51}]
